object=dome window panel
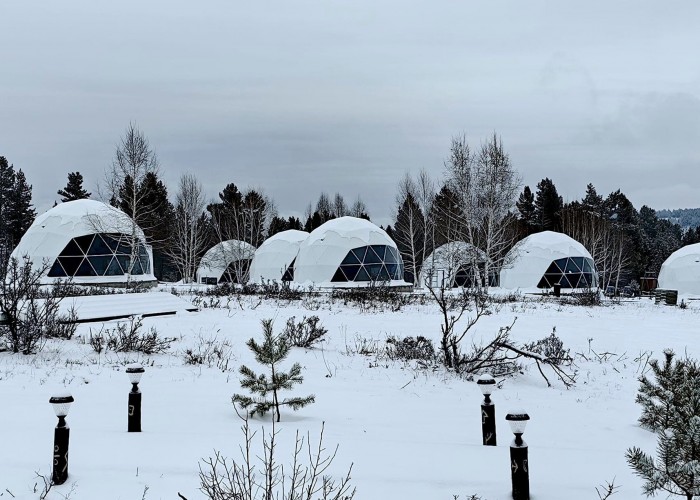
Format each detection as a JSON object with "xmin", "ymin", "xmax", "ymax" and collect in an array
[
  {"xmin": 370, "ymin": 245, "xmax": 387, "ymax": 261},
  {"xmin": 282, "ymin": 258, "xmax": 296, "ymax": 281},
  {"xmin": 88, "ymin": 256, "xmax": 111, "ymax": 275},
  {"xmin": 365, "ymin": 263, "xmax": 383, "ymax": 280},
  {"xmin": 340, "ymin": 264, "xmax": 361, "ymax": 281},
  {"xmin": 58, "ymin": 256, "xmax": 83, "ymax": 275},
  {"xmin": 74, "ymin": 235, "xmax": 94, "ymax": 254},
  {"xmin": 331, "ymin": 268, "xmax": 348, "ymax": 282},
  {"xmin": 377, "ymin": 266, "xmax": 391, "ymax": 281},
  {"xmin": 341, "ymin": 251, "xmax": 361, "ymax": 265},
  {"xmin": 131, "ymin": 258, "xmax": 144, "ymax": 275},
  {"xmin": 59, "ymin": 239, "xmax": 84, "ymax": 257},
  {"xmin": 353, "ymin": 247, "xmax": 368, "ymax": 262},
  {"xmin": 76, "ymin": 258, "xmax": 97, "ymax": 277},
  {"xmin": 544, "ymin": 261, "xmax": 563, "ymax": 275},
  {"xmin": 48, "ymin": 260, "xmax": 67, "ymax": 277},
  {"xmin": 88, "ymin": 234, "xmax": 111, "ymax": 255},
  {"xmin": 106, "ymin": 256, "xmax": 124, "ymax": 275},
  {"xmin": 363, "ymin": 247, "xmax": 382, "ymax": 264},
  {"xmin": 103, "ymin": 234, "xmax": 120, "ymax": 251},
  {"xmin": 117, "ymin": 255, "xmax": 131, "ymax": 273},
  {"xmin": 117, "ymin": 241, "xmax": 131, "ymax": 256},
  {"xmin": 355, "ymin": 267, "xmax": 371, "ymax": 281}
]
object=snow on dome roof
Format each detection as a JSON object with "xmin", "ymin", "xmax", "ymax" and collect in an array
[
  {"xmin": 248, "ymin": 230, "xmax": 309, "ymax": 283},
  {"xmin": 419, "ymin": 242, "xmax": 487, "ymax": 288},
  {"xmin": 658, "ymin": 243, "xmax": 700, "ymax": 296},
  {"xmin": 294, "ymin": 217, "xmax": 407, "ymax": 286},
  {"xmin": 500, "ymin": 231, "xmax": 595, "ymax": 290},
  {"xmin": 10, "ymin": 199, "xmax": 154, "ymax": 285},
  {"xmin": 196, "ymin": 239, "xmax": 256, "ymax": 284}
]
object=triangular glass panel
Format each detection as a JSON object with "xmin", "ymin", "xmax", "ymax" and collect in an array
[
  {"xmin": 544, "ymin": 261, "xmax": 563, "ymax": 275},
  {"xmin": 103, "ymin": 233, "xmax": 120, "ymax": 251},
  {"xmin": 341, "ymin": 251, "xmax": 361, "ymax": 265},
  {"xmin": 385, "ymin": 263, "xmax": 398, "ymax": 280},
  {"xmin": 341, "ymin": 264, "xmax": 360, "ymax": 281},
  {"xmin": 377, "ymin": 265, "xmax": 391, "ymax": 281},
  {"xmin": 131, "ymin": 258, "xmax": 144, "ymax": 275},
  {"xmin": 355, "ymin": 266, "xmax": 371, "ymax": 281},
  {"xmin": 88, "ymin": 256, "xmax": 111, "ymax": 275},
  {"xmin": 370, "ymin": 245, "xmax": 387, "ymax": 261},
  {"xmin": 88, "ymin": 234, "xmax": 111, "ymax": 255},
  {"xmin": 47, "ymin": 260, "xmax": 67, "ymax": 277},
  {"xmin": 564, "ymin": 258, "xmax": 581, "ymax": 273},
  {"xmin": 59, "ymin": 239, "xmax": 83, "ymax": 257},
  {"xmin": 75, "ymin": 235, "xmax": 94, "ymax": 254},
  {"xmin": 117, "ymin": 255, "xmax": 131, "ymax": 273},
  {"xmin": 331, "ymin": 268, "xmax": 347, "ymax": 282},
  {"xmin": 58, "ymin": 256, "xmax": 82, "ymax": 275},
  {"xmin": 117, "ymin": 240, "xmax": 132, "ymax": 256},
  {"xmin": 558, "ymin": 275, "xmax": 572, "ymax": 288},
  {"xmin": 582, "ymin": 259, "xmax": 593, "ymax": 273},
  {"xmin": 536, "ymin": 276, "xmax": 551, "ymax": 288},
  {"xmin": 352, "ymin": 247, "xmax": 367, "ymax": 262},
  {"xmin": 76, "ymin": 258, "xmax": 97, "ymax": 276},
  {"xmin": 105, "ymin": 256, "xmax": 123, "ymax": 275},
  {"xmin": 364, "ymin": 247, "xmax": 382, "ymax": 264},
  {"xmin": 365, "ymin": 264, "xmax": 383, "ymax": 280}
]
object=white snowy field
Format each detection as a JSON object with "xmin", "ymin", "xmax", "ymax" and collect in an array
[{"xmin": 1, "ymin": 291, "xmax": 699, "ymax": 500}]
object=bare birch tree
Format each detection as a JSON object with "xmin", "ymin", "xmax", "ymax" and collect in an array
[{"xmin": 167, "ymin": 174, "xmax": 209, "ymax": 283}]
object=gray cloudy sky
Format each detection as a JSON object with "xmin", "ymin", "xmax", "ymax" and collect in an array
[{"xmin": 2, "ymin": 1, "xmax": 699, "ymax": 227}]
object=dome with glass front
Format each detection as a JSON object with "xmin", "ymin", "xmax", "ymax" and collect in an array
[
  {"xmin": 293, "ymin": 217, "xmax": 407, "ymax": 287},
  {"xmin": 9, "ymin": 199, "xmax": 156, "ymax": 286},
  {"xmin": 499, "ymin": 231, "xmax": 598, "ymax": 290}
]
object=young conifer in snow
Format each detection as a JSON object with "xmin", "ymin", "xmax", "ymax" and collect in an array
[
  {"xmin": 627, "ymin": 349, "xmax": 700, "ymax": 499},
  {"xmin": 232, "ymin": 319, "xmax": 315, "ymax": 422},
  {"xmin": 635, "ymin": 349, "xmax": 700, "ymax": 432}
]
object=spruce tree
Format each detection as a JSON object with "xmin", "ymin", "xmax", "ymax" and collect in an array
[
  {"xmin": 627, "ymin": 349, "xmax": 700, "ymax": 499},
  {"xmin": 534, "ymin": 178, "xmax": 563, "ymax": 231},
  {"xmin": 5, "ymin": 169, "xmax": 36, "ymax": 247},
  {"xmin": 232, "ymin": 319, "xmax": 315, "ymax": 422},
  {"xmin": 516, "ymin": 186, "xmax": 536, "ymax": 229},
  {"xmin": 57, "ymin": 171, "xmax": 91, "ymax": 202}
]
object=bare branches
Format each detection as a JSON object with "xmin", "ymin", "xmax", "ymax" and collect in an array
[{"xmin": 199, "ymin": 413, "xmax": 355, "ymax": 500}]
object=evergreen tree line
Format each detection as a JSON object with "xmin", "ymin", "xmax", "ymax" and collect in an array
[
  {"xmin": 388, "ymin": 141, "xmax": 699, "ymax": 289},
  {"xmin": 2, "ymin": 126, "xmax": 698, "ymax": 286}
]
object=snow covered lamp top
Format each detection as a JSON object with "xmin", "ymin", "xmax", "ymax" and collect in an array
[
  {"xmin": 476, "ymin": 373, "xmax": 496, "ymax": 403},
  {"xmin": 49, "ymin": 392, "xmax": 74, "ymax": 418},
  {"xmin": 505, "ymin": 409, "xmax": 530, "ymax": 443},
  {"xmin": 126, "ymin": 363, "xmax": 145, "ymax": 385}
]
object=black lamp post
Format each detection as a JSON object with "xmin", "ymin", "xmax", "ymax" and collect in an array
[
  {"xmin": 49, "ymin": 393, "xmax": 74, "ymax": 485},
  {"xmin": 476, "ymin": 373, "xmax": 497, "ymax": 446},
  {"xmin": 506, "ymin": 410, "xmax": 530, "ymax": 500},
  {"xmin": 126, "ymin": 364, "xmax": 145, "ymax": 432}
]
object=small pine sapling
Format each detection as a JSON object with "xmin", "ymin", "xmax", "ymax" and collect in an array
[{"xmin": 232, "ymin": 319, "xmax": 315, "ymax": 422}]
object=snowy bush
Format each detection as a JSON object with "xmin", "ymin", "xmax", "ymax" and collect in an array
[
  {"xmin": 182, "ymin": 334, "xmax": 234, "ymax": 371},
  {"xmin": 0, "ymin": 256, "xmax": 78, "ymax": 354},
  {"xmin": 385, "ymin": 335, "xmax": 435, "ymax": 362},
  {"xmin": 199, "ymin": 413, "xmax": 355, "ymax": 500},
  {"xmin": 89, "ymin": 316, "xmax": 175, "ymax": 355},
  {"xmin": 522, "ymin": 328, "xmax": 572, "ymax": 366},
  {"xmin": 282, "ymin": 315, "xmax": 328, "ymax": 349},
  {"xmin": 331, "ymin": 285, "xmax": 422, "ymax": 312}
]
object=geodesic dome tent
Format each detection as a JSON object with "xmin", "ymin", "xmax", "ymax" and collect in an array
[
  {"xmin": 499, "ymin": 231, "xmax": 597, "ymax": 290},
  {"xmin": 658, "ymin": 243, "xmax": 700, "ymax": 296},
  {"xmin": 9, "ymin": 199, "xmax": 156, "ymax": 286},
  {"xmin": 293, "ymin": 216, "xmax": 407, "ymax": 287},
  {"xmin": 248, "ymin": 230, "xmax": 308, "ymax": 283},
  {"xmin": 419, "ymin": 242, "xmax": 488, "ymax": 288},
  {"xmin": 196, "ymin": 240, "xmax": 256, "ymax": 284}
]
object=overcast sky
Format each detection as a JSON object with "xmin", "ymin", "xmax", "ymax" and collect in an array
[{"xmin": 2, "ymin": 1, "xmax": 699, "ymax": 227}]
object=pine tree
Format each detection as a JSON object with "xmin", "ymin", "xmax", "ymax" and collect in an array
[
  {"xmin": 627, "ymin": 349, "xmax": 700, "ymax": 499},
  {"xmin": 534, "ymin": 178, "xmax": 563, "ymax": 231},
  {"xmin": 5, "ymin": 169, "xmax": 36, "ymax": 248},
  {"xmin": 57, "ymin": 171, "xmax": 91, "ymax": 202},
  {"xmin": 232, "ymin": 319, "xmax": 315, "ymax": 422},
  {"xmin": 0, "ymin": 157, "xmax": 16, "ymax": 257},
  {"xmin": 516, "ymin": 186, "xmax": 536, "ymax": 228},
  {"xmin": 581, "ymin": 183, "xmax": 603, "ymax": 215}
]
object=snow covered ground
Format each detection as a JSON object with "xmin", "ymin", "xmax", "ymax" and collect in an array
[{"xmin": 1, "ymin": 290, "xmax": 699, "ymax": 499}]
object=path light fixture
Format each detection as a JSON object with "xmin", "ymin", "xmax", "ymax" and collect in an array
[
  {"xmin": 506, "ymin": 410, "xmax": 530, "ymax": 500},
  {"xmin": 126, "ymin": 363, "xmax": 145, "ymax": 432},
  {"xmin": 49, "ymin": 392, "xmax": 74, "ymax": 485},
  {"xmin": 476, "ymin": 373, "xmax": 496, "ymax": 446}
]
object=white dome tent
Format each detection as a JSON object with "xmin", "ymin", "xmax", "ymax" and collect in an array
[
  {"xmin": 658, "ymin": 243, "xmax": 700, "ymax": 296},
  {"xmin": 500, "ymin": 231, "xmax": 598, "ymax": 290},
  {"xmin": 419, "ymin": 242, "xmax": 488, "ymax": 288},
  {"xmin": 9, "ymin": 199, "xmax": 156, "ymax": 286},
  {"xmin": 293, "ymin": 217, "xmax": 407, "ymax": 287},
  {"xmin": 248, "ymin": 230, "xmax": 308, "ymax": 283},
  {"xmin": 196, "ymin": 240, "xmax": 256, "ymax": 284}
]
